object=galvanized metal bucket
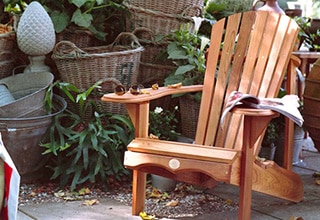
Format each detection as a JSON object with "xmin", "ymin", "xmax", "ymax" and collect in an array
[
  {"xmin": 0, "ymin": 94, "xmax": 66, "ymax": 182},
  {"xmin": 0, "ymin": 72, "xmax": 54, "ymax": 118},
  {"xmin": 0, "ymin": 84, "xmax": 15, "ymax": 106}
]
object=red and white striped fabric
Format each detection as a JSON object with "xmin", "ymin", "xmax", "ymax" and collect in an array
[{"xmin": 0, "ymin": 133, "xmax": 20, "ymax": 220}]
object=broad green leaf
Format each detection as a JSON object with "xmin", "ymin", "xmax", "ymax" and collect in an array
[
  {"xmin": 70, "ymin": 0, "xmax": 87, "ymax": 8},
  {"xmin": 71, "ymin": 9, "xmax": 93, "ymax": 28},
  {"xmin": 51, "ymin": 11, "xmax": 70, "ymax": 33},
  {"xmin": 83, "ymin": 147, "xmax": 89, "ymax": 169},
  {"xmin": 175, "ymin": 65, "xmax": 195, "ymax": 75}
]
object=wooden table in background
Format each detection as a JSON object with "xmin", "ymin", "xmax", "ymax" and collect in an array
[
  {"xmin": 292, "ymin": 51, "xmax": 320, "ymax": 76},
  {"xmin": 291, "ymin": 51, "xmax": 320, "ymax": 99}
]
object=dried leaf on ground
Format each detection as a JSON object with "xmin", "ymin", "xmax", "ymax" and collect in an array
[
  {"xmin": 148, "ymin": 188, "xmax": 169, "ymax": 200},
  {"xmin": 79, "ymin": 187, "xmax": 91, "ymax": 195},
  {"xmin": 312, "ymin": 172, "xmax": 320, "ymax": 178},
  {"xmin": 139, "ymin": 211, "xmax": 155, "ymax": 220},
  {"xmin": 288, "ymin": 216, "xmax": 304, "ymax": 220},
  {"xmin": 54, "ymin": 191, "xmax": 65, "ymax": 198},
  {"xmin": 82, "ymin": 199, "xmax": 99, "ymax": 206},
  {"xmin": 165, "ymin": 200, "xmax": 179, "ymax": 207}
]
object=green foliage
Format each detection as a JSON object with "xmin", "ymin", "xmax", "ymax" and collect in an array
[
  {"xmin": 41, "ymin": 81, "xmax": 134, "ymax": 190},
  {"xmin": 204, "ymin": 0, "xmax": 254, "ymax": 20},
  {"xmin": 164, "ymin": 23, "xmax": 209, "ymax": 101},
  {"xmin": 262, "ymin": 121, "xmax": 279, "ymax": 147},
  {"xmin": 3, "ymin": 0, "xmax": 128, "ymax": 41},
  {"xmin": 165, "ymin": 25, "xmax": 207, "ymax": 83},
  {"xmin": 294, "ymin": 16, "xmax": 320, "ymax": 51},
  {"xmin": 149, "ymin": 106, "xmax": 180, "ymax": 141}
]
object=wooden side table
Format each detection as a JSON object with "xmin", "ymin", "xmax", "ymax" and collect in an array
[
  {"xmin": 292, "ymin": 51, "xmax": 320, "ymax": 76},
  {"xmin": 291, "ymin": 51, "xmax": 320, "ymax": 99}
]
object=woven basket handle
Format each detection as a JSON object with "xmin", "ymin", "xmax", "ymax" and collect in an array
[
  {"xmin": 99, "ymin": 78, "xmax": 123, "ymax": 93},
  {"xmin": 52, "ymin": 40, "xmax": 87, "ymax": 59},
  {"xmin": 132, "ymin": 27, "xmax": 155, "ymax": 43},
  {"xmin": 182, "ymin": 5, "xmax": 203, "ymax": 17},
  {"xmin": 111, "ymin": 32, "xmax": 142, "ymax": 49}
]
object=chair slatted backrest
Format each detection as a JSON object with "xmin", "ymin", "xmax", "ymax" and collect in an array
[{"xmin": 195, "ymin": 11, "xmax": 299, "ymax": 151}]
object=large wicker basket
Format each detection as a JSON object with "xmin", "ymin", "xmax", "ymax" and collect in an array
[
  {"xmin": 0, "ymin": 24, "xmax": 16, "ymax": 79},
  {"xmin": 128, "ymin": 0, "xmax": 204, "ymax": 16},
  {"xmin": 52, "ymin": 32, "xmax": 144, "ymax": 114},
  {"xmin": 126, "ymin": 5, "xmax": 201, "ymax": 36},
  {"xmin": 0, "ymin": 24, "xmax": 14, "ymax": 46},
  {"xmin": 133, "ymin": 28, "xmax": 174, "ymax": 87},
  {"xmin": 179, "ymin": 95, "xmax": 200, "ymax": 139},
  {"xmin": 0, "ymin": 52, "xmax": 16, "ymax": 79},
  {"xmin": 56, "ymin": 29, "xmax": 96, "ymax": 48}
]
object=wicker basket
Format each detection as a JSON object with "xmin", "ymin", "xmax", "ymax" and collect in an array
[
  {"xmin": 0, "ymin": 23, "xmax": 15, "ymax": 49},
  {"xmin": 133, "ymin": 27, "xmax": 171, "ymax": 64},
  {"xmin": 56, "ymin": 29, "xmax": 96, "ymax": 48},
  {"xmin": 52, "ymin": 32, "xmax": 144, "ymax": 114},
  {"xmin": 126, "ymin": 5, "xmax": 201, "ymax": 36},
  {"xmin": 0, "ymin": 52, "xmax": 15, "ymax": 79},
  {"xmin": 138, "ymin": 62, "xmax": 175, "ymax": 87},
  {"xmin": 128, "ymin": 0, "xmax": 204, "ymax": 16},
  {"xmin": 0, "ymin": 24, "xmax": 17, "ymax": 79},
  {"xmin": 132, "ymin": 28, "xmax": 175, "ymax": 87},
  {"xmin": 179, "ymin": 95, "xmax": 200, "ymax": 139}
]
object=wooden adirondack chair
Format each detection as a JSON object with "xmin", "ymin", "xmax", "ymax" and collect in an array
[{"xmin": 101, "ymin": 11, "xmax": 303, "ymax": 220}]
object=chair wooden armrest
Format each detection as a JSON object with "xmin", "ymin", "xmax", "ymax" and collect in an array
[
  {"xmin": 232, "ymin": 107, "xmax": 279, "ymax": 117},
  {"xmin": 101, "ymin": 85, "xmax": 203, "ymax": 104}
]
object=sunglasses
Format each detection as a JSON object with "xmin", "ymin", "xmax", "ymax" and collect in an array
[{"xmin": 114, "ymin": 83, "xmax": 159, "ymax": 96}]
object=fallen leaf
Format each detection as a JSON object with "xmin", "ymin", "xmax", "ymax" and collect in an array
[
  {"xmin": 149, "ymin": 134, "xmax": 159, "ymax": 139},
  {"xmin": 79, "ymin": 187, "xmax": 91, "ymax": 195},
  {"xmin": 54, "ymin": 191, "xmax": 65, "ymax": 198},
  {"xmin": 288, "ymin": 216, "xmax": 304, "ymax": 220},
  {"xmin": 162, "ymin": 192, "xmax": 169, "ymax": 200},
  {"xmin": 63, "ymin": 196, "xmax": 78, "ymax": 201},
  {"xmin": 166, "ymin": 200, "xmax": 179, "ymax": 207},
  {"xmin": 225, "ymin": 199, "xmax": 233, "ymax": 205},
  {"xmin": 313, "ymin": 172, "xmax": 320, "ymax": 178},
  {"xmin": 148, "ymin": 190, "xmax": 162, "ymax": 199},
  {"xmin": 82, "ymin": 199, "xmax": 99, "ymax": 206},
  {"xmin": 139, "ymin": 211, "xmax": 155, "ymax": 220},
  {"xmin": 29, "ymin": 192, "xmax": 37, "ymax": 197},
  {"xmin": 167, "ymin": 82, "xmax": 182, "ymax": 88}
]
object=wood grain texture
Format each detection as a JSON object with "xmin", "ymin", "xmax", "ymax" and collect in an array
[{"xmin": 102, "ymin": 11, "xmax": 301, "ymax": 220}]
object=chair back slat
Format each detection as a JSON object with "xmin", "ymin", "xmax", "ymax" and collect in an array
[{"xmin": 195, "ymin": 11, "xmax": 299, "ymax": 151}]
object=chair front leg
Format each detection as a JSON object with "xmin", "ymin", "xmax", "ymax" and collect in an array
[
  {"xmin": 238, "ymin": 113, "xmax": 274, "ymax": 220},
  {"xmin": 125, "ymin": 102, "xmax": 150, "ymax": 215},
  {"xmin": 131, "ymin": 170, "xmax": 147, "ymax": 215}
]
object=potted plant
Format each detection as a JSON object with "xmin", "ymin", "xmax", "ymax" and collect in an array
[
  {"xmin": 294, "ymin": 16, "xmax": 320, "ymax": 51},
  {"xmin": 149, "ymin": 106, "xmax": 180, "ymax": 141},
  {"xmin": 164, "ymin": 22, "xmax": 209, "ymax": 138},
  {"xmin": 270, "ymin": 89, "xmax": 306, "ymax": 165},
  {"xmin": 259, "ymin": 120, "xmax": 278, "ymax": 161},
  {"xmin": 148, "ymin": 106, "xmax": 180, "ymax": 191},
  {"xmin": 204, "ymin": 0, "xmax": 254, "ymax": 20},
  {"xmin": 41, "ymin": 81, "xmax": 134, "ymax": 190},
  {"xmin": 3, "ymin": 0, "xmax": 129, "ymax": 43}
]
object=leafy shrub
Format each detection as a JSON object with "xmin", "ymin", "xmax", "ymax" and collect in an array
[
  {"xmin": 42, "ymin": 81, "xmax": 134, "ymax": 190},
  {"xmin": 149, "ymin": 106, "xmax": 180, "ymax": 141}
]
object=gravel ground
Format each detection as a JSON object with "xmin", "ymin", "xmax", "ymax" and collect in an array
[{"xmin": 19, "ymin": 177, "xmax": 238, "ymax": 219}]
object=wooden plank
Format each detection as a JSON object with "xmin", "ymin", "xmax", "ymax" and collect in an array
[
  {"xmin": 216, "ymin": 12, "xmax": 257, "ymax": 149},
  {"xmin": 124, "ymin": 151, "xmax": 233, "ymax": 183},
  {"xmin": 127, "ymin": 138, "xmax": 239, "ymax": 164},
  {"xmin": 205, "ymin": 13, "xmax": 242, "ymax": 146},
  {"xmin": 131, "ymin": 170, "xmax": 146, "ymax": 215},
  {"xmin": 195, "ymin": 17, "xmax": 225, "ymax": 145}
]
